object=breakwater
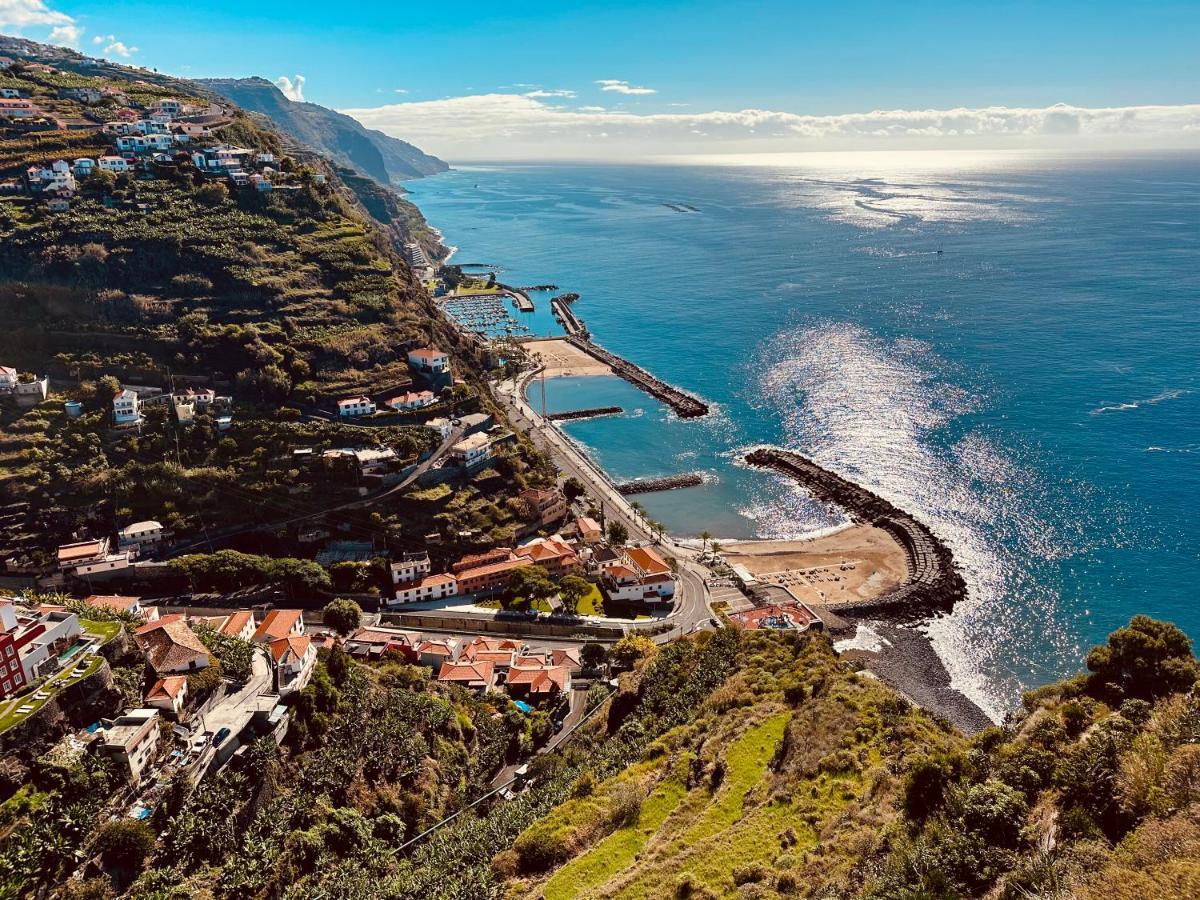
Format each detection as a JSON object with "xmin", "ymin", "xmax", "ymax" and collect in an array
[
  {"xmin": 552, "ymin": 297, "xmax": 586, "ymax": 336},
  {"xmin": 547, "ymin": 406, "xmax": 623, "ymax": 422},
  {"xmin": 616, "ymin": 472, "xmax": 704, "ymax": 495},
  {"xmin": 566, "ymin": 336, "xmax": 709, "ymax": 419},
  {"xmin": 744, "ymin": 447, "xmax": 967, "ymax": 619}
]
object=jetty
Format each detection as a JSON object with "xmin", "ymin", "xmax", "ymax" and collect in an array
[
  {"xmin": 499, "ymin": 283, "xmax": 535, "ymax": 312},
  {"xmin": 616, "ymin": 473, "xmax": 705, "ymax": 495},
  {"xmin": 743, "ymin": 448, "xmax": 967, "ymax": 619},
  {"xmin": 552, "ymin": 296, "xmax": 586, "ymax": 336},
  {"xmin": 546, "ymin": 406, "xmax": 623, "ymax": 422},
  {"xmin": 566, "ymin": 337, "xmax": 709, "ymax": 419}
]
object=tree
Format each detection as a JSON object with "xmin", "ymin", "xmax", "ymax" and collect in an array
[
  {"xmin": 323, "ymin": 598, "xmax": 362, "ymax": 636},
  {"xmin": 606, "ymin": 521, "xmax": 629, "ymax": 546},
  {"xmin": 507, "ymin": 565, "xmax": 555, "ymax": 610},
  {"xmin": 1086, "ymin": 615, "xmax": 1197, "ymax": 701},
  {"xmin": 700, "ymin": 531, "xmax": 711, "ymax": 553},
  {"xmin": 196, "ymin": 181, "xmax": 229, "ymax": 206},
  {"xmin": 610, "ymin": 634, "xmax": 657, "ymax": 670},
  {"xmin": 93, "ymin": 818, "xmax": 155, "ymax": 870},
  {"xmin": 562, "ymin": 477, "xmax": 586, "ymax": 501},
  {"xmin": 558, "ymin": 575, "xmax": 591, "ymax": 617},
  {"xmin": 581, "ymin": 642, "xmax": 608, "ymax": 669}
]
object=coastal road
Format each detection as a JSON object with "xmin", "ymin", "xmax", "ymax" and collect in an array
[{"xmin": 494, "ymin": 368, "xmax": 716, "ymax": 636}]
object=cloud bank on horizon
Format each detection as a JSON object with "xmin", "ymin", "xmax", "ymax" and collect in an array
[{"xmin": 342, "ymin": 93, "xmax": 1200, "ymax": 161}]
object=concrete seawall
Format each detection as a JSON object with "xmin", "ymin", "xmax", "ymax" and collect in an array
[
  {"xmin": 547, "ymin": 405, "xmax": 623, "ymax": 422},
  {"xmin": 566, "ymin": 337, "xmax": 709, "ymax": 419},
  {"xmin": 744, "ymin": 447, "xmax": 967, "ymax": 620}
]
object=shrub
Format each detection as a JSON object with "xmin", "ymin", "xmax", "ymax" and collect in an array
[
  {"xmin": 94, "ymin": 818, "xmax": 155, "ymax": 869},
  {"xmin": 961, "ymin": 780, "xmax": 1028, "ymax": 848},
  {"xmin": 902, "ymin": 752, "xmax": 964, "ymax": 823},
  {"xmin": 323, "ymin": 598, "xmax": 362, "ymax": 636},
  {"xmin": 1086, "ymin": 616, "xmax": 1197, "ymax": 702}
]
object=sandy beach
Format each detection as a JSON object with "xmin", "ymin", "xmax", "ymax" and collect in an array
[
  {"xmin": 521, "ymin": 338, "xmax": 612, "ymax": 378},
  {"xmin": 722, "ymin": 523, "xmax": 909, "ymax": 607}
]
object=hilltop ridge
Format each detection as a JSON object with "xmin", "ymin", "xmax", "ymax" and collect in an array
[{"xmin": 195, "ymin": 77, "xmax": 447, "ymax": 185}]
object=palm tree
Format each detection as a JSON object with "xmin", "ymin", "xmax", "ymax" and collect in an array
[{"xmin": 700, "ymin": 530, "xmax": 711, "ymax": 553}]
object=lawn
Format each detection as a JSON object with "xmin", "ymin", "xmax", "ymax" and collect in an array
[
  {"xmin": 577, "ymin": 584, "xmax": 605, "ymax": 617},
  {"xmin": 543, "ymin": 775, "xmax": 687, "ymax": 900},
  {"xmin": 0, "ymin": 648, "xmax": 106, "ymax": 734},
  {"xmin": 82, "ymin": 619, "xmax": 121, "ymax": 643}
]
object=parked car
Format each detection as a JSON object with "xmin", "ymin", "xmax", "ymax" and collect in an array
[{"xmin": 213, "ymin": 727, "xmax": 231, "ymax": 747}]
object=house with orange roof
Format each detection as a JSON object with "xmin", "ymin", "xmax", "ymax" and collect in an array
[
  {"xmin": 602, "ymin": 544, "xmax": 676, "ymax": 605},
  {"xmin": 268, "ymin": 635, "xmax": 316, "ymax": 695},
  {"xmin": 414, "ymin": 638, "xmax": 460, "ymax": 669},
  {"xmin": 506, "ymin": 664, "xmax": 571, "ymax": 700},
  {"xmin": 515, "ymin": 535, "xmax": 579, "ymax": 576},
  {"xmin": 576, "ymin": 517, "xmax": 603, "ymax": 545},
  {"xmin": 252, "ymin": 609, "xmax": 304, "ymax": 643},
  {"xmin": 83, "ymin": 594, "xmax": 156, "ymax": 620},
  {"xmin": 145, "ymin": 675, "xmax": 188, "ymax": 717},
  {"xmin": 437, "ymin": 659, "xmax": 495, "ymax": 692},
  {"xmin": 407, "ymin": 346, "xmax": 450, "ymax": 374},
  {"xmin": 216, "ymin": 610, "xmax": 256, "ymax": 641},
  {"xmin": 515, "ymin": 488, "xmax": 569, "ymax": 529},
  {"xmin": 455, "ymin": 554, "xmax": 533, "ymax": 596}
]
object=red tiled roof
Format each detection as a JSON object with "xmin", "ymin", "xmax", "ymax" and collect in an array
[
  {"xmin": 437, "ymin": 660, "xmax": 494, "ymax": 687},
  {"xmin": 625, "ymin": 546, "xmax": 670, "ymax": 577},
  {"xmin": 83, "ymin": 594, "xmax": 140, "ymax": 613},
  {"xmin": 253, "ymin": 609, "xmax": 302, "ymax": 641},
  {"xmin": 220, "ymin": 610, "xmax": 253, "ymax": 637},
  {"xmin": 147, "ymin": 675, "xmax": 187, "ymax": 700},
  {"xmin": 507, "ymin": 665, "xmax": 570, "ymax": 693},
  {"xmin": 269, "ymin": 635, "xmax": 311, "ymax": 664}
]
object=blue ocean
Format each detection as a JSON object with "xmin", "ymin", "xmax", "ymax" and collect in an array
[{"xmin": 408, "ymin": 152, "xmax": 1200, "ymax": 716}]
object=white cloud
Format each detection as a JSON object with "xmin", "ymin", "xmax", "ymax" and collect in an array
[
  {"xmin": 0, "ymin": 0, "xmax": 72, "ymax": 28},
  {"xmin": 341, "ymin": 93, "xmax": 1200, "ymax": 161},
  {"xmin": 48, "ymin": 22, "xmax": 82, "ymax": 46},
  {"xmin": 275, "ymin": 74, "xmax": 306, "ymax": 102},
  {"xmin": 102, "ymin": 40, "xmax": 136, "ymax": 58},
  {"xmin": 596, "ymin": 79, "xmax": 656, "ymax": 96},
  {"xmin": 93, "ymin": 33, "xmax": 112, "ymax": 45},
  {"xmin": 394, "ymin": 88, "xmax": 409, "ymax": 94},
  {"xmin": 524, "ymin": 89, "xmax": 576, "ymax": 99}
]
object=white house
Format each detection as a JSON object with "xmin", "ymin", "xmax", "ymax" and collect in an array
[
  {"xmin": 98, "ymin": 156, "xmax": 130, "ymax": 173},
  {"xmin": 426, "ymin": 417, "xmax": 453, "ymax": 440},
  {"xmin": 337, "ymin": 397, "xmax": 376, "ymax": 418},
  {"xmin": 0, "ymin": 365, "xmax": 17, "ymax": 389},
  {"xmin": 145, "ymin": 675, "xmax": 188, "ymax": 717},
  {"xmin": 390, "ymin": 551, "xmax": 431, "ymax": 585},
  {"xmin": 385, "ymin": 390, "xmax": 436, "ymax": 411},
  {"xmin": 603, "ymin": 545, "xmax": 676, "ymax": 605},
  {"xmin": 407, "ymin": 347, "xmax": 450, "ymax": 374},
  {"xmin": 391, "ymin": 573, "xmax": 459, "ymax": 606},
  {"xmin": 0, "ymin": 88, "xmax": 20, "ymax": 99},
  {"xmin": 252, "ymin": 609, "xmax": 305, "ymax": 643},
  {"xmin": 269, "ymin": 635, "xmax": 317, "ymax": 695},
  {"xmin": 113, "ymin": 388, "xmax": 142, "ymax": 425},
  {"xmin": 73, "ymin": 158, "xmax": 95, "ymax": 176},
  {"xmin": 117, "ymin": 520, "xmax": 167, "ymax": 555},
  {"xmin": 450, "ymin": 433, "xmax": 492, "ymax": 470},
  {"xmin": 98, "ymin": 709, "xmax": 160, "ymax": 783}
]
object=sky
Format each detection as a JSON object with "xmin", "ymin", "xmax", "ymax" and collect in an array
[{"xmin": 3, "ymin": 0, "xmax": 1200, "ymax": 160}]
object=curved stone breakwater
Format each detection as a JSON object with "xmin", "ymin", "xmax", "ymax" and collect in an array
[
  {"xmin": 744, "ymin": 447, "xmax": 968, "ymax": 620},
  {"xmin": 566, "ymin": 337, "xmax": 710, "ymax": 419}
]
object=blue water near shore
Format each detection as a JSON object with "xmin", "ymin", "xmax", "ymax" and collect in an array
[{"xmin": 408, "ymin": 152, "xmax": 1200, "ymax": 716}]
